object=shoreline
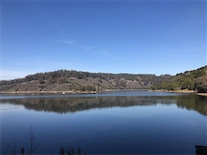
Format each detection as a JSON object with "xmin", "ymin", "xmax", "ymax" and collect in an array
[
  {"xmin": 153, "ymin": 89, "xmax": 207, "ymax": 97},
  {"xmin": 197, "ymin": 93, "xmax": 207, "ymax": 97},
  {"xmin": 0, "ymin": 90, "xmax": 98, "ymax": 95},
  {"xmin": 0, "ymin": 89, "xmax": 149, "ymax": 95},
  {"xmin": 153, "ymin": 89, "xmax": 196, "ymax": 93},
  {"xmin": 0, "ymin": 89, "xmax": 206, "ymax": 97},
  {"xmin": 166, "ymin": 90, "xmax": 195, "ymax": 93}
]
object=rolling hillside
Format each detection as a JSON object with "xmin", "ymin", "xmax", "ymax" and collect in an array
[
  {"xmin": 1, "ymin": 66, "xmax": 206, "ymax": 93},
  {"xmin": 152, "ymin": 66, "xmax": 207, "ymax": 93},
  {"xmin": 0, "ymin": 70, "xmax": 171, "ymax": 93}
]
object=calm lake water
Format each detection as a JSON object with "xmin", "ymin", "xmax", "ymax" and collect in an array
[{"xmin": 0, "ymin": 91, "xmax": 207, "ymax": 154}]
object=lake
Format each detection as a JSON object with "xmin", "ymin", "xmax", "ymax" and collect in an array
[{"xmin": 0, "ymin": 91, "xmax": 207, "ymax": 154}]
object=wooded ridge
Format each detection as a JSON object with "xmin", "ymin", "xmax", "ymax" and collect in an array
[
  {"xmin": 152, "ymin": 66, "xmax": 207, "ymax": 93},
  {"xmin": 0, "ymin": 70, "xmax": 171, "ymax": 92},
  {"xmin": 0, "ymin": 66, "xmax": 206, "ymax": 93}
]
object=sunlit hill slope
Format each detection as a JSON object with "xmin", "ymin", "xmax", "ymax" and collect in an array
[
  {"xmin": 152, "ymin": 66, "xmax": 207, "ymax": 93},
  {"xmin": 0, "ymin": 71, "xmax": 171, "ymax": 92},
  {"xmin": 0, "ymin": 66, "xmax": 206, "ymax": 93}
]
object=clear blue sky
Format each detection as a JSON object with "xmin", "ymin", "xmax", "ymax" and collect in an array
[{"xmin": 1, "ymin": 0, "xmax": 206, "ymax": 80}]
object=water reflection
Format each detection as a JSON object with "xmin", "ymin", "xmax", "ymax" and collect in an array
[{"xmin": 0, "ymin": 95, "xmax": 206, "ymax": 115}]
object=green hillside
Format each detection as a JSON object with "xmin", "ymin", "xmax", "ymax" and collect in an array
[
  {"xmin": 1, "ymin": 66, "xmax": 206, "ymax": 93},
  {"xmin": 152, "ymin": 66, "xmax": 207, "ymax": 93},
  {"xmin": 0, "ymin": 70, "xmax": 171, "ymax": 93}
]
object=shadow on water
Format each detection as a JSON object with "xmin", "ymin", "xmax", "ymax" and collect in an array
[
  {"xmin": 0, "ymin": 94, "xmax": 206, "ymax": 115},
  {"xmin": 195, "ymin": 145, "xmax": 207, "ymax": 155}
]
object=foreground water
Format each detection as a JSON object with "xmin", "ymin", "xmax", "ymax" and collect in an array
[{"xmin": 0, "ymin": 91, "xmax": 207, "ymax": 154}]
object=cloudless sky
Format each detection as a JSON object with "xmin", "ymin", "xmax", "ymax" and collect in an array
[{"xmin": 1, "ymin": 0, "xmax": 206, "ymax": 80}]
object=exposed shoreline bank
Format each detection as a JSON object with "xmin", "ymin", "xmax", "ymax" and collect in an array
[
  {"xmin": 0, "ymin": 89, "xmax": 127, "ymax": 95},
  {"xmin": 0, "ymin": 89, "xmax": 206, "ymax": 96},
  {"xmin": 154, "ymin": 89, "xmax": 195, "ymax": 93},
  {"xmin": 0, "ymin": 90, "xmax": 97, "ymax": 95},
  {"xmin": 153, "ymin": 89, "xmax": 207, "ymax": 97},
  {"xmin": 197, "ymin": 93, "xmax": 207, "ymax": 97},
  {"xmin": 0, "ymin": 89, "xmax": 149, "ymax": 95}
]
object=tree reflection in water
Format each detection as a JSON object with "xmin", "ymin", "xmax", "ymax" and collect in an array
[{"xmin": 0, "ymin": 95, "xmax": 206, "ymax": 115}]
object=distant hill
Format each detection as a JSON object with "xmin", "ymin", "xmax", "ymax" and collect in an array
[
  {"xmin": 152, "ymin": 66, "xmax": 207, "ymax": 93},
  {"xmin": 1, "ymin": 66, "xmax": 206, "ymax": 93},
  {"xmin": 0, "ymin": 70, "xmax": 171, "ymax": 93}
]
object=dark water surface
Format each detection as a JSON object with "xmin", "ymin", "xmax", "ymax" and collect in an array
[{"xmin": 0, "ymin": 91, "xmax": 207, "ymax": 154}]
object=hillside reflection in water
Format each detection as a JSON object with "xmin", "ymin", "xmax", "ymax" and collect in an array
[
  {"xmin": 1, "ymin": 94, "xmax": 207, "ymax": 115},
  {"xmin": 1, "ymin": 92, "xmax": 207, "ymax": 154}
]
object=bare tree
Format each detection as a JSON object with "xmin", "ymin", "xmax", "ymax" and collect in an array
[{"xmin": 29, "ymin": 126, "xmax": 40, "ymax": 155}]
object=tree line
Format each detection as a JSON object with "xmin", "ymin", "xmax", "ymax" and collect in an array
[
  {"xmin": 152, "ymin": 66, "xmax": 207, "ymax": 93},
  {"xmin": 0, "ymin": 66, "xmax": 206, "ymax": 92},
  {"xmin": 0, "ymin": 70, "xmax": 171, "ymax": 91}
]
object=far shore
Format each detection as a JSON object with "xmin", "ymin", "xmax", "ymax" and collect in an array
[
  {"xmin": 153, "ymin": 89, "xmax": 207, "ymax": 97},
  {"xmin": 0, "ymin": 89, "xmax": 206, "ymax": 97},
  {"xmin": 164, "ymin": 90, "xmax": 195, "ymax": 93},
  {"xmin": 197, "ymin": 93, "xmax": 207, "ymax": 97},
  {"xmin": 0, "ymin": 89, "xmax": 148, "ymax": 95},
  {"xmin": 0, "ymin": 90, "xmax": 98, "ymax": 95}
]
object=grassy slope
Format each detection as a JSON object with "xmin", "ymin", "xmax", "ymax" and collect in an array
[
  {"xmin": 152, "ymin": 66, "xmax": 207, "ymax": 93},
  {"xmin": 1, "ymin": 66, "xmax": 206, "ymax": 93},
  {"xmin": 0, "ymin": 71, "xmax": 170, "ymax": 92}
]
